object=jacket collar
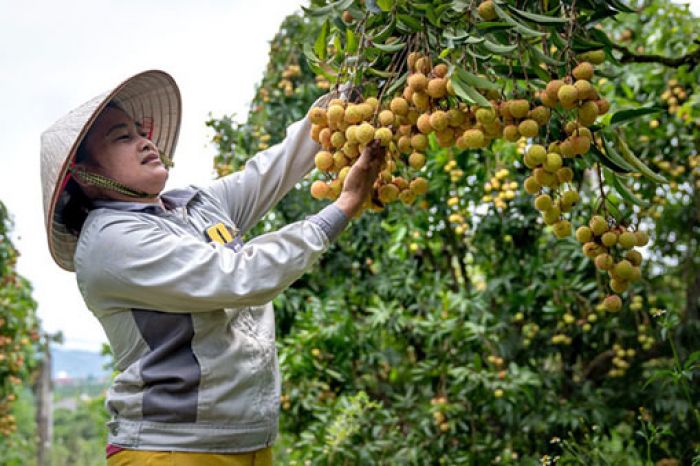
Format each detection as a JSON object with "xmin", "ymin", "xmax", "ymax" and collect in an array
[{"xmin": 92, "ymin": 186, "xmax": 199, "ymax": 213}]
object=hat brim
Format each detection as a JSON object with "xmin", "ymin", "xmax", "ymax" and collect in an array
[{"xmin": 40, "ymin": 70, "xmax": 182, "ymax": 272}]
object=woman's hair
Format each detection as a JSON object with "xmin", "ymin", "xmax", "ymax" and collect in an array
[{"xmin": 61, "ymin": 101, "xmax": 125, "ymax": 235}]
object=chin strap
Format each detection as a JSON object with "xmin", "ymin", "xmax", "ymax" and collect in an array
[
  {"xmin": 68, "ymin": 152, "xmax": 173, "ymax": 199},
  {"xmin": 68, "ymin": 167, "xmax": 159, "ymax": 199}
]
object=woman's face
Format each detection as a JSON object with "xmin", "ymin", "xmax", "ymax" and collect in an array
[{"xmin": 78, "ymin": 106, "xmax": 168, "ymax": 201}]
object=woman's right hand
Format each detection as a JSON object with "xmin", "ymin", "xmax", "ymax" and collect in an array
[{"xmin": 334, "ymin": 140, "xmax": 385, "ymax": 218}]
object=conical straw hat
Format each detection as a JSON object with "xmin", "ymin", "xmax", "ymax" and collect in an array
[{"xmin": 40, "ymin": 70, "xmax": 181, "ymax": 271}]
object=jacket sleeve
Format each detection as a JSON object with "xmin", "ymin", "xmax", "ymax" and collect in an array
[
  {"xmin": 203, "ymin": 115, "xmax": 320, "ymax": 234},
  {"xmin": 74, "ymin": 207, "xmax": 346, "ymax": 314}
]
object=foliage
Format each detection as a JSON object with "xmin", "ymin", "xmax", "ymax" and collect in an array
[
  {"xmin": 0, "ymin": 199, "xmax": 41, "ymax": 459},
  {"xmin": 207, "ymin": 0, "xmax": 699, "ymax": 464},
  {"xmin": 50, "ymin": 394, "xmax": 109, "ymax": 466}
]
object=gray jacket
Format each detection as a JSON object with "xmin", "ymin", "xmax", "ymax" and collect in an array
[{"xmin": 74, "ymin": 116, "xmax": 348, "ymax": 452}]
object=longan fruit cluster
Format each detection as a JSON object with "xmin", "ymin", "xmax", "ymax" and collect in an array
[
  {"xmin": 307, "ymin": 96, "xmax": 429, "ymax": 210},
  {"xmin": 660, "ymin": 78, "xmax": 688, "ymax": 115},
  {"xmin": 430, "ymin": 395, "xmax": 450, "ymax": 433},
  {"xmin": 576, "ymin": 216, "xmax": 649, "ymax": 306},
  {"xmin": 608, "ymin": 343, "xmax": 635, "ymax": 378},
  {"xmin": 483, "ymin": 168, "xmax": 517, "ymax": 210}
]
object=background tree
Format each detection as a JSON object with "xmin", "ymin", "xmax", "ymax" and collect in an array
[{"xmin": 209, "ymin": 0, "xmax": 698, "ymax": 464}]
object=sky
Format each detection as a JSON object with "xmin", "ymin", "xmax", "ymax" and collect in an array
[
  {"xmin": 0, "ymin": 0, "xmax": 304, "ymax": 351},
  {"xmin": 1, "ymin": 0, "xmax": 699, "ymax": 353}
]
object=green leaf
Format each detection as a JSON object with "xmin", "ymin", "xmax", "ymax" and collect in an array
[
  {"xmin": 453, "ymin": 66, "xmax": 499, "ymax": 90},
  {"xmin": 303, "ymin": 0, "xmax": 354, "ymax": 16},
  {"xmin": 491, "ymin": 1, "xmax": 545, "ymax": 37},
  {"xmin": 346, "ymin": 29, "xmax": 358, "ymax": 54},
  {"xmin": 370, "ymin": 19, "xmax": 395, "ymax": 42},
  {"xmin": 314, "ymin": 20, "xmax": 330, "ymax": 60},
  {"xmin": 610, "ymin": 106, "xmax": 663, "ymax": 125},
  {"xmin": 397, "ymin": 14, "xmax": 422, "ymax": 32},
  {"xmin": 385, "ymin": 71, "xmax": 408, "ymax": 96},
  {"xmin": 450, "ymin": 72, "xmax": 491, "ymax": 107},
  {"xmin": 303, "ymin": 43, "xmax": 320, "ymax": 64},
  {"xmin": 590, "ymin": 143, "xmax": 631, "ymax": 174},
  {"xmin": 614, "ymin": 132, "xmax": 669, "ymax": 184},
  {"xmin": 481, "ymin": 38, "xmax": 518, "ymax": 54},
  {"xmin": 600, "ymin": 133, "xmax": 636, "ymax": 172},
  {"xmin": 604, "ymin": 168, "xmax": 650, "ymax": 208},
  {"xmin": 607, "ymin": 0, "xmax": 634, "ymax": 13},
  {"xmin": 502, "ymin": 2, "xmax": 568, "ymax": 24},
  {"xmin": 476, "ymin": 21, "xmax": 513, "ymax": 31},
  {"xmin": 373, "ymin": 41, "xmax": 406, "ymax": 53},
  {"xmin": 528, "ymin": 44, "xmax": 565, "ymax": 66},
  {"xmin": 376, "ymin": 0, "xmax": 393, "ymax": 11},
  {"xmin": 367, "ymin": 67, "xmax": 397, "ymax": 78}
]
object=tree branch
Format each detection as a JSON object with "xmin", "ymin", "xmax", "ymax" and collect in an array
[{"xmin": 611, "ymin": 40, "xmax": 700, "ymax": 69}]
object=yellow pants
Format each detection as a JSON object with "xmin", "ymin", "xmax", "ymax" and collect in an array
[{"xmin": 106, "ymin": 447, "xmax": 273, "ymax": 466}]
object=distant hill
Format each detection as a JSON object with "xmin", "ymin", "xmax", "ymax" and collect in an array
[{"xmin": 51, "ymin": 347, "xmax": 112, "ymax": 380}]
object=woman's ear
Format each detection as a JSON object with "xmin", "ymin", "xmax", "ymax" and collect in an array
[{"xmin": 71, "ymin": 163, "xmax": 103, "ymax": 200}]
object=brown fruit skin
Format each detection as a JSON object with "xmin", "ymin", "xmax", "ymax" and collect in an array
[
  {"xmin": 518, "ymin": 119, "xmax": 539, "ymax": 138},
  {"xmin": 582, "ymin": 242, "xmax": 605, "ymax": 258},
  {"xmin": 410, "ymin": 177, "xmax": 429, "ymax": 195},
  {"xmin": 578, "ymin": 101, "xmax": 599, "ymax": 126},
  {"xmin": 378, "ymin": 184, "xmax": 400, "ymax": 203},
  {"xmin": 430, "ymin": 111, "xmax": 449, "ymax": 131},
  {"xmin": 342, "ymin": 10, "xmax": 354, "ymax": 22},
  {"xmin": 407, "ymin": 52, "xmax": 421, "ymax": 71},
  {"xmin": 409, "ymin": 152, "xmax": 426, "ymax": 169},
  {"xmin": 595, "ymin": 253, "xmax": 614, "ymax": 271},
  {"xmin": 634, "ymin": 231, "xmax": 649, "ymax": 246},
  {"xmin": 524, "ymin": 176, "xmax": 541, "ymax": 194},
  {"xmin": 596, "ymin": 99, "xmax": 611, "ymax": 115},
  {"xmin": 546, "ymin": 80, "xmax": 564, "ymax": 101},
  {"xmin": 433, "ymin": 63, "xmax": 448, "ymax": 78},
  {"xmin": 601, "ymin": 231, "xmax": 618, "ymax": 247},
  {"xmin": 626, "ymin": 250, "xmax": 643, "ymax": 267},
  {"xmin": 618, "ymin": 232, "xmax": 637, "ymax": 249},
  {"xmin": 574, "ymin": 80, "xmax": 596, "ymax": 101},
  {"xmin": 509, "ymin": 99, "xmax": 530, "ymax": 119},
  {"xmin": 556, "ymin": 167, "xmax": 574, "ymax": 183},
  {"xmin": 576, "ymin": 226, "xmax": 593, "ymax": 243},
  {"xmin": 573, "ymin": 62, "xmax": 594, "ymax": 81},
  {"xmin": 315, "ymin": 151, "xmax": 334, "ymax": 171},
  {"xmin": 540, "ymin": 91, "xmax": 557, "ymax": 108},
  {"xmin": 308, "ymin": 107, "xmax": 328, "ymax": 125},
  {"xmin": 613, "ymin": 260, "xmax": 635, "ymax": 280},
  {"xmin": 570, "ymin": 135, "xmax": 591, "ymax": 155},
  {"xmin": 589, "ymin": 215, "xmax": 608, "ymax": 236},
  {"xmin": 390, "ymin": 97, "xmax": 409, "ymax": 116},
  {"xmin": 408, "ymin": 73, "xmax": 428, "ymax": 92},
  {"xmin": 503, "ymin": 125, "xmax": 519, "ymax": 142},
  {"xmin": 417, "ymin": 113, "xmax": 433, "ymax": 134},
  {"xmin": 414, "ymin": 56, "xmax": 431, "ymax": 74},
  {"xmin": 412, "ymin": 92, "xmax": 430, "ymax": 111},
  {"xmin": 478, "ymin": 0, "xmax": 498, "ymax": 21},
  {"xmin": 534, "ymin": 194, "xmax": 553, "ymax": 211},
  {"xmin": 552, "ymin": 220, "xmax": 571, "ymax": 238},
  {"xmin": 310, "ymin": 181, "xmax": 330, "ymax": 199},
  {"xmin": 603, "ymin": 295, "xmax": 622, "ymax": 312},
  {"xmin": 427, "ymin": 78, "xmax": 447, "ymax": 99},
  {"xmin": 610, "ymin": 278, "xmax": 629, "ymax": 294},
  {"xmin": 463, "ymin": 129, "xmax": 485, "ymax": 148},
  {"xmin": 530, "ymin": 106, "xmax": 551, "ymax": 126},
  {"xmin": 558, "ymin": 85, "xmax": 579, "ymax": 109}
]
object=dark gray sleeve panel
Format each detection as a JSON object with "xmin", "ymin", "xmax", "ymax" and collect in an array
[
  {"xmin": 307, "ymin": 204, "xmax": 349, "ymax": 243},
  {"xmin": 132, "ymin": 309, "xmax": 201, "ymax": 423}
]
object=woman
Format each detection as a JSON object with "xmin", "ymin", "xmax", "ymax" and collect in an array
[{"xmin": 40, "ymin": 70, "xmax": 383, "ymax": 465}]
